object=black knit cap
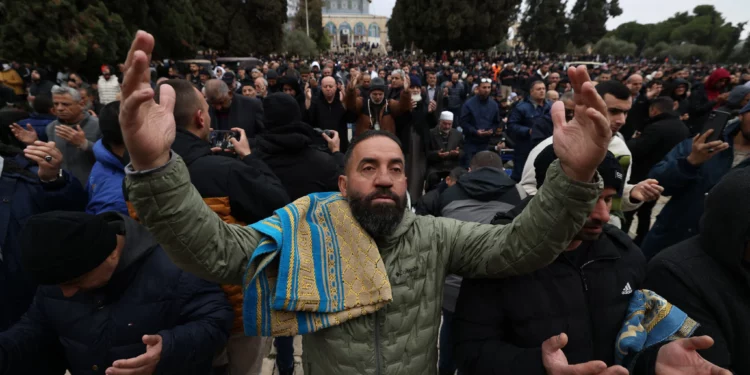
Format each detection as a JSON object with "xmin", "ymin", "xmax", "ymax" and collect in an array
[
  {"xmin": 20, "ymin": 211, "xmax": 119, "ymax": 285},
  {"xmin": 534, "ymin": 145, "xmax": 624, "ymax": 196}
]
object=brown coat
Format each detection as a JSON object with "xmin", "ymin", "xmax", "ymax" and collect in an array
[{"xmin": 344, "ymin": 84, "xmax": 411, "ymax": 137}]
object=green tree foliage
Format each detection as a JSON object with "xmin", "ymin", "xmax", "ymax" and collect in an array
[
  {"xmin": 387, "ymin": 0, "xmax": 522, "ymax": 53},
  {"xmin": 108, "ymin": 0, "xmax": 205, "ymax": 59},
  {"xmin": 294, "ymin": 0, "xmax": 328, "ymax": 51},
  {"xmin": 518, "ymin": 0, "xmax": 568, "ymax": 52},
  {"xmin": 283, "ymin": 30, "xmax": 319, "ymax": 58},
  {"xmin": 610, "ymin": 5, "xmax": 743, "ymax": 62},
  {"xmin": 606, "ymin": 21, "xmax": 653, "ymax": 55},
  {"xmin": 593, "ymin": 37, "xmax": 636, "ymax": 57},
  {"xmin": 0, "ymin": 0, "xmax": 131, "ymax": 72},
  {"xmin": 568, "ymin": 0, "xmax": 622, "ymax": 47}
]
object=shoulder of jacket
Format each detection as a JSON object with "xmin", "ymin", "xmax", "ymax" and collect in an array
[{"xmin": 602, "ymin": 224, "xmax": 638, "ymax": 252}]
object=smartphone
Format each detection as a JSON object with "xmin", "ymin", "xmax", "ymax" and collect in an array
[
  {"xmin": 209, "ymin": 130, "xmax": 240, "ymax": 150},
  {"xmin": 701, "ymin": 110, "xmax": 731, "ymax": 143},
  {"xmin": 313, "ymin": 128, "xmax": 335, "ymax": 138}
]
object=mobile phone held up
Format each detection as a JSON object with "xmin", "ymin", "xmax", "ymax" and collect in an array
[
  {"xmin": 701, "ymin": 110, "xmax": 731, "ymax": 143},
  {"xmin": 209, "ymin": 130, "xmax": 240, "ymax": 150},
  {"xmin": 313, "ymin": 128, "xmax": 335, "ymax": 138}
]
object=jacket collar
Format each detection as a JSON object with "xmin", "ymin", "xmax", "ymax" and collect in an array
[{"xmin": 171, "ymin": 128, "xmax": 213, "ymax": 166}]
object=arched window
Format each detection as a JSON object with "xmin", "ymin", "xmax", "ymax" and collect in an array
[
  {"xmin": 368, "ymin": 23, "xmax": 380, "ymax": 38},
  {"xmin": 354, "ymin": 22, "xmax": 366, "ymax": 36},
  {"xmin": 325, "ymin": 22, "xmax": 337, "ymax": 35}
]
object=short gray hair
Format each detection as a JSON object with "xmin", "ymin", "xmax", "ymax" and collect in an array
[
  {"xmin": 255, "ymin": 78, "xmax": 268, "ymax": 87},
  {"xmin": 391, "ymin": 69, "xmax": 405, "ymax": 78},
  {"xmin": 51, "ymin": 85, "xmax": 81, "ymax": 101},
  {"xmin": 204, "ymin": 79, "xmax": 230, "ymax": 102}
]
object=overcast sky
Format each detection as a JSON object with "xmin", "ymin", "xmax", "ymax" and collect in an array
[{"xmin": 369, "ymin": 0, "xmax": 750, "ymax": 37}]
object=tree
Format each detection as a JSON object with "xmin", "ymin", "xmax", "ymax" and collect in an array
[
  {"xmin": 387, "ymin": 0, "xmax": 522, "ymax": 53},
  {"xmin": 294, "ymin": 0, "xmax": 328, "ymax": 51},
  {"xmin": 593, "ymin": 37, "xmax": 636, "ymax": 57},
  {"xmin": 108, "ymin": 0, "xmax": 205, "ymax": 59},
  {"xmin": 518, "ymin": 0, "xmax": 569, "ymax": 52},
  {"xmin": 568, "ymin": 0, "xmax": 622, "ymax": 47},
  {"xmin": 0, "ymin": 0, "xmax": 131, "ymax": 74},
  {"xmin": 608, "ymin": 21, "xmax": 653, "ymax": 55},
  {"xmin": 283, "ymin": 30, "xmax": 319, "ymax": 58}
]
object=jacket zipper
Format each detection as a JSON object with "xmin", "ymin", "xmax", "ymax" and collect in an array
[{"xmin": 374, "ymin": 310, "xmax": 382, "ymax": 375}]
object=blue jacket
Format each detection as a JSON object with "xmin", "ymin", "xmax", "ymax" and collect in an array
[
  {"xmin": 641, "ymin": 121, "xmax": 743, "ymax": 259},
  {"xmin": 86, "ymin": 140, "xmax": 127, "ymax": 215},
  {"xmin": 17, "ymin": 113, "xmax": 56, "ymax": 142},
  {"xmin": 460, "ymin": 95, "xmax": 501, "ymax": 144},
  {"xmin": 0, "ymin": 214, "xmax": 233, "ymax": 375},
  {"xmin": 508, "ymin": 98, "xmax": 552, "ymax": 181},
  {"xmin": 0, "ymin": 153, "xmax": 85, "ymax": 375}
]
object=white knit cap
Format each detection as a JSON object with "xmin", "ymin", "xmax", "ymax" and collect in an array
[{"xmin": 440, "ymin": 111, "xmax": 454, "ymax": 122}]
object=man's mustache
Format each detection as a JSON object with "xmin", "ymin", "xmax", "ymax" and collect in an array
[{"xmin": 365, "ymin": 188, "xmax": 400, "ymax": 204}]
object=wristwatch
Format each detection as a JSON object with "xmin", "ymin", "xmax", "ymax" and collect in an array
[{"xmin": 40, "ymin": 169, "xmax": 63, "ymax": 183}]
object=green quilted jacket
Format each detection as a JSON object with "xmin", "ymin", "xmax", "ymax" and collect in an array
[{"xmin": 125, "ymin": 155, "xmax": 601, "ymax": 375}]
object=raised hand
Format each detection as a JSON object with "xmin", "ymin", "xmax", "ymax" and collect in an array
[
  {"xmin": 686, "ymin": 130, "xmax": 729, "ymax": 166},
  {"xmin": 119, "ymin": 31, "xmax": 176, "ymax": 171},
  {"xmin": 23, "ymin": 141, "xmax": 62, "ymax": 181},
  {"xmin": 631, "ymin": 179, "xmax": 664, "ymax": 202},
  {"xmin": 55, "ymin": 125, "xmax": 87, "ymax": 148},
  {"xmin": 9, "ymin": 123, "xmax": 38, "ymax": 145},
  {"xmin": 551, "ymin": 66, "xmax": 611, "ymax": 182},
  {"xmin": 543, "ymin": 333, "xmax": 628, "ymax": 375},
  {"xmin": 655, "ymin": 336, "xmax": 731, "ymax": 375}
]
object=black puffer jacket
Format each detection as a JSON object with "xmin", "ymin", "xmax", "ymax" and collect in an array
[
  {"xmin": 0, "ymin": 214, "xmax": 234, "ymax": 375},
  {"xmin": 644, "ymin": 165, "xmax": 750, "ymax": 374},
  {"xmin": 304, "ymin": 89, "xmax": 352, "ymax": 152},
  {"xmin": 453, "ymin": 221, "xmax": 646, "ymax": 374}
]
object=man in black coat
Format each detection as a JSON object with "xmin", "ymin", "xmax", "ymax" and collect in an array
[
  {"xmin": 0, "ymin": 211, "xmax": 234, "ymax": 375},
  {"xmin": 453, "ymin": 149, "xmax": 729, "ymax": 375},
  {"xmin": 205, "ymin": 79, "xmax": 264, "ymax": 138},
  {"xmin": 254, "ymin": 93, "xmax": 345, "ymax": 202},
  {"xmin": 625, "ymin": 96, "xmax": 689, "ymax": 244},
  {"xmin": 304, "ymin": 76, "xmax": 351, "ymax": 152},
  {"xmin": 159, "ymin": 79, "xmax": 289, "ymax": 226},
  {"xmin": 644, "ymin": 165, "xmax": 750, "ymax": 375},
  {"xmin": 425, "ymin": 111, "xmax": 464, "ymax": 191}
]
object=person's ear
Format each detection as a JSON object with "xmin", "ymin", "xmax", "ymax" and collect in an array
[
  {"xmin": 195, "ymin": 110, "xmax": 206, "ymax": 128},
  {"xmin": 338, "ymin": 175, "xmax": 348, "ymax": 197}
]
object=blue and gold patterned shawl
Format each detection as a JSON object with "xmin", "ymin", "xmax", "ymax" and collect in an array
[
  {"xmin": 242, "ymin": 192, "xmax": 393, "ymax": 337},
  {"xmin": 615, "ymin": 289, "xmax": 699, "ymax": 365}
]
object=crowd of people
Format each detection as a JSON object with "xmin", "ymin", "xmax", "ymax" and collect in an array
[{"xmin": 0, "ymin": 29, "xmax": 749, "ymax": 375}]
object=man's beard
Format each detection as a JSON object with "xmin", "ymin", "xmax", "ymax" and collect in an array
[
  {"xmin": 573, "ymin": 218, "xmax": 604, "ymax": 242},
  {"xmin": 348, "ymin": 187, "xmax": 406, "ymax": 241}
]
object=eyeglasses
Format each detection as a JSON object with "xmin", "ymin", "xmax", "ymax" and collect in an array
[{"xmin": 480, "ymin": 78, "xmax": 492, "ymax": 83}]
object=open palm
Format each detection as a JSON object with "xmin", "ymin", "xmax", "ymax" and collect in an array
[
  {"xmin": 119, "ymin": 31, "xmax": 176, "ymax": 171},
  {"xmin": 552, "ymin": 66, "xmax": 612, "ymax": 182},
  {"xmin": 656, "ymin": 337, "xmax": 732, "ymax": 375}
]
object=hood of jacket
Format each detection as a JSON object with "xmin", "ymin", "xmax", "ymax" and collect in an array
[
  {"xmin": 93, "ymin": 139, "xmax": 125, "ymax": 171},
  {"xmin": 171, "ymin": 129, "xmax": 212, "ymax": 166},
  {"xmin": 727, "ymin": 85, "xmax": 750, "ymax": 109},
  {"xmin": 457, "ymin": 167, "xmax": 517, "ymax": 201},
  {"xmin": 665, "ymin": 79, "xmax": 690, "ymax": 100},
  {"xmin": 699, "ymin": 166, "xmax": 750, "ymax": 285},
  {"xmin": 256, "ymin": 122, "xmax": 317, "ymax": 155},
  {"xmin": 705, "ymin": 68, "xmax": 731, "ymax": 99}
]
